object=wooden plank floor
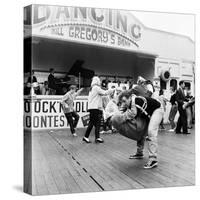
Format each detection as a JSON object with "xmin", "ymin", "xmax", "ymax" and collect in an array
[{"xmin": 28, "ymin": 126, "xmax": 195, "ymax": 195}]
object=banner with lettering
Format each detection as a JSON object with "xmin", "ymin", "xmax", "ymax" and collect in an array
[
  {"xmin": 24, "ymin": 96, "xmax": 89, "ymax": 130},
  {"xmin": 24, "ymin": 5, "xmax": 143, "ymax": 51}
]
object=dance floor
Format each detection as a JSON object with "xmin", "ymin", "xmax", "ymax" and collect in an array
[{"xmin": 24, "ymin": 126, "xmax": 195, "ymax": 195}]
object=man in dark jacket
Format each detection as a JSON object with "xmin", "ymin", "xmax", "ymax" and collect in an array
[
  {"xmin": 48, "ymin": 68, "xmax": 57, "ymax": 95},
  {"xmin": 175, "ymin": 81, "xmax": 190, "ymax": 134}
]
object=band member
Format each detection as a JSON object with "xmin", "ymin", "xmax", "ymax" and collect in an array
[
  {"xmin": 48, "ymin": 68, "xmax": 58, "ymax": 95},
  {"xmin": 175, "ymin": 81, "xmax": 190, "ymax": 134},
  {"xmin": 168, "ymin": 87, "xmax": 178, "ymax": 131},
  {"xmin": 83, "ymin": 76, "xmax": 114, "ymax": 143},
  {"xmin": 61, "ymin": 85, "xmax": 83, "ymax": 136},
  {"xmin": 116, "ymin": 90, "xmax": 163, "ymax": 169}
]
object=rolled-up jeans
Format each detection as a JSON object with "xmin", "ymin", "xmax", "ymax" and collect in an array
[{"xmin": 137, "ymin": 107, "xmax": 164, "ymax": 160}]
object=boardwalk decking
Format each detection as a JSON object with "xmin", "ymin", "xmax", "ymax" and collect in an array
[{"xmin": 25, "ymin": 127, "xmax": 195, "ymax": 195}]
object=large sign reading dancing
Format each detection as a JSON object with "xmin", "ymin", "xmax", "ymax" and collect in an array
[{"xmin": 24, "ymin": 5, "xmax": 143, "ymax": 49}]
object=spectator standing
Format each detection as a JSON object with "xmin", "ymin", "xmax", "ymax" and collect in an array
[
  {"xmin": 158, "ymin": 89, "xmax": 168, "ymax": 130},
  {"xmin": 101, "ymin": 77, "xmax": 110, "ymax": 89},
  {"xmin": 122, "ymin": 85, "xmax": 127, "ymax": 91},
  {"xmin": 41, "ymin": 81, "xmax": 50, "ymax": 95},
  {"xmin": 27, "ymin": 70, "xmax": 37, "ymax": 83},
  {"xmin": 175, "ymin": 81, "xmax": 190, "ymax": 134},
  {"xmin": 168, "ymin": 87, "xmax": 178, "ymax": 131},
  {"xmin": 145, "ymin": 80, "xmax": 155, "ymax": 98},
  {"xmin": 185, "ymin": 89, "xmax": 193, "ymax": 129},
  {"xmin": 24, "ymin": 70, "xmax": 38, "ymax": 95},
  {"xmin": 27, "ymin": 70, "xmax": 41, "ymax": 95}
]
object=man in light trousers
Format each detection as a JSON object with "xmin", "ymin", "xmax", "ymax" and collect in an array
[{"xmin": 117, "ymin": 90, "xmax": 164, "ymax": 169}]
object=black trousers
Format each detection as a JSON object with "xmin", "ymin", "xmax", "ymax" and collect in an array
[
  {"xmin": 65, "ymin": 111, "xmax": 80, "ymax": 134},
  {"xmin": 84, "ymin": 109, "xmax": 102, "ymax": 139},
  {"xmin": 175, "ymin": 106, "xmax": 188, "ymax": 133}
]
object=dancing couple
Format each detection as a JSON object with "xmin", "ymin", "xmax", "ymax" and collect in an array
[{"xmin": 112, "ymin": 85, "xmax": 164, "ymax": 169}]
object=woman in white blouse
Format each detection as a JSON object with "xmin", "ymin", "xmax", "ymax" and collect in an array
[{"xmin": 83, "ymin": 76, "xmax": 114, "ymax": 143}]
